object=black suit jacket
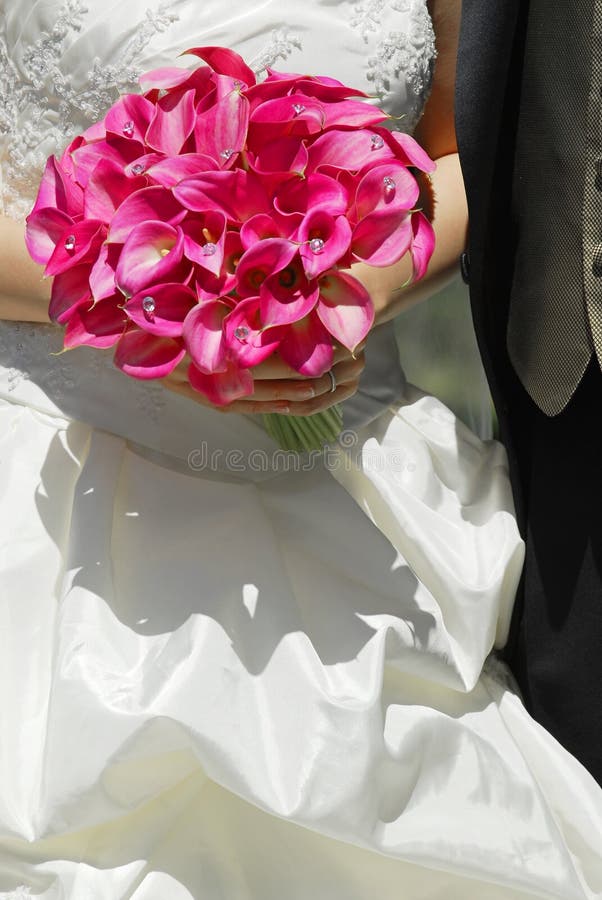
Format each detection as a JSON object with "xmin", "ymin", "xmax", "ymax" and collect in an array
[{"xmin": 455, "ymin": 0, "xmax": 526, "ymax": 527}]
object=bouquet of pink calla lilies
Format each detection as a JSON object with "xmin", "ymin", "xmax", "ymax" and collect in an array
[{"xmin": 25, "ymin": 45, "xmax": 435, "ymax": 450}]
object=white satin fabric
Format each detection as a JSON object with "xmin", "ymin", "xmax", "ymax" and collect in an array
[{"xmin": 1, "ymin": 0, "xmax": 602, "ymax": 897}]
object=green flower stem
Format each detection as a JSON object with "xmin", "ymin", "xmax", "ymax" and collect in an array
[{"xmin": 262, "ymin": 407, "xmax": 344, "ymax": 452}]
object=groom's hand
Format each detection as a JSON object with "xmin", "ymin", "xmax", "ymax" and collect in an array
[{"xmin": 161, "ymin": 342, "xmax": 365, "ymax": 416}]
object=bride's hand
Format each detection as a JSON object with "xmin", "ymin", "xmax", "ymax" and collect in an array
[{"xmin": 161, "ymin": 342, "xmax": 365, "ymax": 416}]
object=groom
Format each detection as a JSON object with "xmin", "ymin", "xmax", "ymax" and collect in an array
[{"xmin": 455, "ymin": 0, "xmax": 602, "ymax": 783}]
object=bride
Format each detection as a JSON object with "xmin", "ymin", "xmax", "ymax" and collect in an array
[{"xmin": 1, "ymin": 0, "xmax": 601, "ymax": 897}]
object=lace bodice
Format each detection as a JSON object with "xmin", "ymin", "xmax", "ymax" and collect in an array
[{"xmin": 0, "ymin": 0, "xmax": 436, "ymax": 457}]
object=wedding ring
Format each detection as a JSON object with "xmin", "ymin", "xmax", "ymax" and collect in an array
[{"xmin": 327, "ymin": 369, "xmax": 337, "ymax": 393}]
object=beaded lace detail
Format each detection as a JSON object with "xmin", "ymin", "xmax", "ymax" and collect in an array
[
  {"xmin": 0, "ymin": 0, "xmax": 179, "ymax": 220},
  {"xmin": 351, "ymin": 0, "xmax": 435, "ymax": 128},
  {"xmin": 248, "ymin": 27, "xmax": 303, "ymax": 75}
]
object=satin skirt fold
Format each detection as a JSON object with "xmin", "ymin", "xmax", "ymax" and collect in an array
[{"xmin": 1, "ymin": 387, "xmax": 601, "ymax": 899}]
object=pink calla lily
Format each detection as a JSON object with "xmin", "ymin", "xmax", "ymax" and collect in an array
[
  {"xmin": 387, "ymin": 130, "xmax": 436, "ymax": 173},
  {"xmin": 108, "ymin": 186, "xmax": 186, "ymax": 243},
  {"xmin": 64, "ymin": 294, "xmax": 127, "ymax": 349},
  {"xmin": 297, "ymin": 209, "xmax": 352, "ymax": 279},
  {"xmin": 105, "ymin": 94, "xmax": 155, "ymax": 144},
  {"xmin": 49, "ymin": 265, "xmax": 93, "ymax": 324},
  {"xmin": 71, "ymin": 138, "xmax": 143, "ymax": 187},
  {"xmin": 25, "ymin": 207, "xmax": 74, "ymax": 266},
  {"xmin": 193, "ymin": 90, "xmax": 249, "ymax": 166},
  {"xmin": 260, "ymin": 256, "xmax": 320, "ymax": 327},
  {"xmin": 316, "ymin": 270, "xmax": 374, "ymax": 350},
  {"xmin": 32, "ymin": 156, "xmax": 83, "ymax": 218},
  {"xmin": 174, "ymin": 169, "xmax": 271, "ymax": 222},
  {"xmin": 115, "ymin": 221, "xmax": 185, "ymax": 296},
  {"xmin": 188, "ymin": 358, "xmax": 254, "ymax": 405},
  {"xmin": 275, "ymin": 173, "xmax": 348, "ymax": 218},
  {"xmin": 250, "ymin": 136, "xmax": 308, "ymax": 180},
  {"xmin": 235, "ymin": 238, "xmax": 298, "ymax": 298},
  {"xmin": 181, "ymin": 211, "xmax": 227, "ymax": 274},
  {"xmin": 352, "ymin": 208, "xmax": 413, "ymax": 267},
  {"xmin": 126, "ymin": 283, "xmax": 197, "ymax": 337},
  {"xmin": 307, "ymin": 129, "xmax": 395, "ymax": 173},
  {"xmin": 277, "ymin": 310, "xmax": 334, "ymax": 376},
  {"xmin": 184, "ymin": 46, "xmax": 256, "ymax": 88},
  {"xmin": 182, "ymin": 300, "xmax": 231, "ymax": 373},
  {"xmin": 84, "ymin": 159, "xmax": 147, "ymax": 221},
  {"xmin": 145, "ymin": 153, "xmax": 217, "ymax": 187},
  {"xmin": 223, "ymin": 297, "xmax": 281, "ymax": 367},
  {"xmin": 353, "ymin": 163, "xmax": 420, "ymax": 220},
  {"xmin": 45, "ymin": 220, "xmax": 106, "ymax": 276},
  {"xmin": 146, "ymin": 89, "xmax": 197, "ymax": 156},
  {"xmin": 89, "ymin": 242, "xmax": 121, "ymax": 302},
  {"xmin": 240, "ymin": 212, "xmax": 293, "ymax": 249},
  {"xmin": 114, "ymin": 329, "xmax": 186, "ymax": 379}
]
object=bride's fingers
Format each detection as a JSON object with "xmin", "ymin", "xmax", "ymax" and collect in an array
[{"xmin": 161, "ymin": 351, "xmax": 366, "ymax": 413}]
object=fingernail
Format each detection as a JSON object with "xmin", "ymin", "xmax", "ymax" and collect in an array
[
  {"xmin": 300, "ymin": 386, "xmax": 316, "ymax": 399},
  {"xmin": 276, "ymin": 405, "xmax": 290, "ymax": 414}
]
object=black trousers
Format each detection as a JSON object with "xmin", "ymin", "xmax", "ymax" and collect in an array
[{"xmin": 505, "ymin": 357, "xmax": 602, "ymax": 784}]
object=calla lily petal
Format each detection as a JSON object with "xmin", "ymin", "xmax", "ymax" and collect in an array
[
  {"xmin": 105, "ymin": 94, "xmax": 155, "ymax": 144},
  {"xmin": 352, "ymin": 209, "xmax": 413, "ymax": 267},
  {"xmin": 317, "ymin": 270, "xmax": 374, "ymax": 350},
  {"xmin": 25, "ymin": 207, "xmax": 74, "ymax": 266},
  {"xmin": 260, "ymin": 260, "xmax": 319, "ymax": 327},
  {"xmin": 145, "ymin": 154, "xmax": 217, "ymax": 187},
  {"xmin": 275, "ymin": 173, "xmax": 348, "ymax": 217},
  {"xmin": 410, "ymin": 211, "xmax": 436, "ymax": 281},
  {"xmin": 354, "ymin": 163, "xmax": 420, "ymax": 219},
  {"xmin": 32, "ymin": 155, "xmax": 83, "ymax": 217},
  {"xmin": 298, "ymin": 210, "xmax": 352, "ymax": 279},
  {"xmin": 139, "ymin": 66, "xmax": 196, "ymax": 92},
  {"xmin": 45, "ymin": 220, "xmax": 105, "ymax": 276},
  {"xmin": 174, "ymin": 169, "xmax": 270, "ymax": 221},
  {"xmin": 89, "ymin": 242, "xmax": 121, "ymax": 302},
  {"xmin": 64, "ymin": 294, "xmax": 127, "ymax": 349},
  {"xmin": 184, "ymin": 46, "xmax": 256, "ymax": 87},
  {"xmin": 84, "ymin": 159, "xmax": 147, "ymax": 221},
  {"xmin": 146, "ymin": 90, "xmax": 196, "ymax": 156},
  {"xmin": 71, "ymin": 138, "xmax": 143, "ymax": 187},
  {"xmin": 182, "ymin": 300, "xmax": 230, "ymax": 373},
  {"xmin": 188, "ymin": 358, "xmax": 254, "ymax": 405},
  {"xmin": 307, "ymin": 129, "xmax": 394, "ymax": 172},
  {"xmin": 126, "ymin": 283, "xmax": 197, "ymax": 337},
  {"xmin": 108, "ymin": 186, "xmax": 186, "ymax": 243},
  {"xmin": 49, "ymin": 265, "xmax": 93, "ymax": 324},
  {"xmin": 277, "ymin": 311, "xmax": 334, "ymax": 376},
  {"xmin": 114, "ymin": 330, "xmax": 186, "ymax": 378},
  {"xmin": 236, "ymin": 238, "xmax": 298, "ymax": 298},
  {"xmin": 193, "ymin": 90, "xmax": 249, "ymax": 166},
  {"xmin": 115, "ymin": 221, "xmax": 185, "ymax": 296},
  {"xmin": 181, "ymin": 211, "xmax": 227, "ymax": 274},
  {"xmin": 223, "ymin": 297, "xmax": 281, "ymax": 367}
]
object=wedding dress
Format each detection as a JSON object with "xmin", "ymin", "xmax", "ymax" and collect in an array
[{"xmin": 1, "ymin": 1, "xmax": 601, "ymax": 898}]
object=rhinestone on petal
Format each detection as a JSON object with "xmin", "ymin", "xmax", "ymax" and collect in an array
[
  {"xmin": 64, "ymin": 234, "xmax": 76, "ymax": 251},
  {"xmin": 370, "ymin": 134, "xmax": 385, "ymax": 150},
  {"xmin": 202, "ymin": 242, "xmax": 217, "ymax": 256},
  {"xmin": 131, "ymin": 163, "xmax": 145, "ymax": 175},
  {"xmin": 234, "ymin": 326, "xmax": 250, "ymax": 341},
  {"xmin": 142, "ymin": 296, "xmax": 156, "ymax": 314},
  {"xmin": 122, "ymin": 120, "xmax": 135, "ymax": 138},
  {"xmin": 220, "ymin": 148, "xmax": 235, "ymax": 160},
  {"xmin": 292, "ymin": 103, "xmax": 306, "ymax": 116},
  {"xmin": 383, "ymin": 176, "xmax": 396, "ymax": 199},
  {"xmin": 309, "ymin": 237, "xmax": 325, "ymax": 254}
]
